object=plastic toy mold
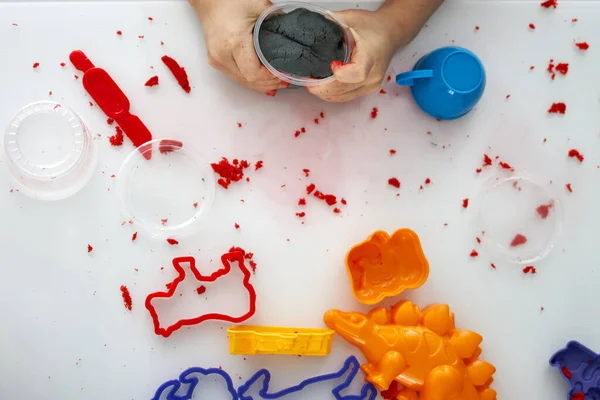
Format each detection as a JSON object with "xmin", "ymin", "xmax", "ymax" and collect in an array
[
  {"xmin": 550, "ymin": 341, "xmax": 600, "ymax": 399},
  {"xmin": 324, "ymin": 300, "xmax": 497, "ymax": 399},
  {"xmin": 151, "ymin": 356, "xmax": 376, "ymax": 400},
  {"xmin": 228, "ymin": 326, "xmax": 335, "ymax": 356},
  {"xmin": 346, "ymin": 229, "xmax": 429, "ymax": 305},
  {"xmin": 145, "ymin": 251, "xmax": 256, "ymax": 338},
  {"xmin": 238, "ymin": 355, "xmax": 377, "ymax": 400},
  {"xmin": 152, "ymin": 366, "xmax": 238, "ymax": 400}
]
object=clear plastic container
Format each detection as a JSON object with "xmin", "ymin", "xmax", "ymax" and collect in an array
[
  {"xmin": 116, "ymin": 139, "xmax": 215, "ymax": 239},
  {"xmin": 471, "ymin": 176, "xmax": 563, "ymax": 264},
  {"xmin": 2, "ymin": 101, "xmax": 97, "ymax": 200},
  {"xmin": 253, "ymin": 1, "xmax": 354, "ymax": 87}
]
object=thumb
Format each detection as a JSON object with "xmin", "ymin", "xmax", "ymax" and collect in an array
[{"xmin": 329, "ymin": 29, "xmax": 374, "ymax": 84}]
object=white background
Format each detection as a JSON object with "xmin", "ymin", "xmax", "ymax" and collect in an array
[{"xmin": 1, "ymin": 0, "xmax": 599, "ymax": 399}]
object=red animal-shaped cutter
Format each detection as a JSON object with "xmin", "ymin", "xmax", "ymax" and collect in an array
[
  {"xmin": 145, "ymin": 251, "xmax": 257, "ymax": 338},
  {"xmin": 69, "ymin": 50, "xmax": 153, "ymax": 158}
]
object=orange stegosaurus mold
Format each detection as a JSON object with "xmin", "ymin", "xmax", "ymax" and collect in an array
[
  {"xmin": 324, "ymin": 301, "xmax": 497, "ymax": 400},
  {"xmin": 346, "ymin": 229, "xmax": 429, "ymax": 305}
]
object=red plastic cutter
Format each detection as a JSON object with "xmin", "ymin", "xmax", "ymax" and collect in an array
[
  {"xmin": 69, "ymin": 50, "xmax": 153, "ymax": 159},
  {"xmin": 145, "ymin": 251, "xmax": 257, "ymax": 338}
]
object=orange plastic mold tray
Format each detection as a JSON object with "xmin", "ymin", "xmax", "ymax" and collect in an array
[{"xmin": 345, "ymin": 229, "xmax": 429, "ymax": 304}]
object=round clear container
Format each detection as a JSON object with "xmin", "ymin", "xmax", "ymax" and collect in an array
[
  {"xmin": 116, "ymin": 139, "xmax": 215, "ymax": 239},
  {"xmin": 471, "ymin": 176, "xmax": 563, "ymax": 264},
  {"xmin": 2, "ymin": 101, "xmax": 97, "ymax": 200},
  {"xmin": 253, "ymin": 1, "xmax": 354, "ymax": 87}
]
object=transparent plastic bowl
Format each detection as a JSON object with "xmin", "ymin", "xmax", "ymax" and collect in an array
[
  {"xmin": 116, "ymin": 139, "xmax": 215, "ymax": 239},
  {"xmin": 471, "ymin": 176, "xmax": 563, "ymax": 264},
  {"xmin": 2, "ymin": 101, "xmax": 97, "ymax": 200},
  {"xmin": 253, "ymin": 1, "xmax": 354, "ymax": 87}
]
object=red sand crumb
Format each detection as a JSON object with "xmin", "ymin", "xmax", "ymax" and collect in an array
[
  {"xmin": 211, "ymin": 157, "xmax": 250, "ymax": 189},
  {"xmin": 161, "ymin": 218, "xmax": 168, "ymax": 226},
  {"xmin": 60, "ymin": 62, "xmax": 66, "ymax": 67},
  {"xmin": 499, "ymin": 161, "xmax": 512, "ymax": 169},
  {"xmin": 483, "ymin": 154, "xmax": 493, "ymax": 166},
  {"xmin": 470, "ymin": 250, "xmax": 479, "ymax": 257},
  {"xmin": 523, "ymin": 266, "xmax": 537, "ymax": 274},
  {"xmin": 510, "ymin": 234, "xmax": 528, "ymax": 247},
  {"xmin": 475, "ymin": 26, "xmax": 480, "ymax": 31},
  {"xmin": 196, "ymin": 286, "xmax": 206, "ymax": 295},
  {"xmin": 166, "ymin": 238, "xmax": 179, "ymax": 245},
  {"xmin": 575, "ymin": 42, "xmax": 589, "ymax": 50},
  {"xmin": 314, "ymin": 118, "xmax": 319, "ymax": 124},
  {"xmin": 107, "ymin": 118, "xmax": 114, "ymax": 125},
  {"xmin": 490, "ymin": 263, "xmax": 497, "ymax": 269},
  {"xmin": 530, "ymin": 65, "xmax": 535, "ymax": 70},
  {"xmin": 568, "ymin": 149, "xmax": 584, "ymax": 162},
  {"xmin": 306, "ymin": 183, "xmax": 316, "ymax": 195},
  {"xmin": 234, "ymin": 223, "xmax": 240, "ymax": 229},
  {"xmin": 161, "ymin": 55, "xmax": 191, "ymax": 93},
  {"xmin": 529, "ymin": 23, "xmax": 536, "ymax": 30},
  {"xmin": 237, "ymin": 122, "xmax": 242, "ymax": 128},
  {"xmin": 380, "ymin": 89, "xmax": 387, "ymax": 94},
  {"xmin": 424, "ymin": 178, "xmax": 431, "ymax": 185},
  {"xmin": 32, "ymin": 62, "xmax": 40, "ymax": 69},
  {"xmin": 116, "ymin": 30, "xmax": 122, "ymax": 35},
  {"xmin": 388, "ymin": 178, "xmax": 400, "ymax": 189},
  {"xmin": 536, "ymin": 202, "xmax": 554, "ymax": 219},
  {"xmin": 566, "ymin": 183, "xmax": 573, "ymax": 192},
  {"xmin": 148, "ymin": 17, "xmax": 153, "ymax": 21},
  {"xmin": 109, "ymin": 126, "xmax": 124, "ymax": 146},
  {"xmin": 506, "ymin": 94, "xmax": 511, "ymax": 99},
  {"xmin": 556, "ymin": 63, "xmax": 569, "ymax": 75},
  {"xmin": 120, "ymin": 285, "xmax": 132, "ymax": 310},
  {"xmin": 132, "ymin": 232, "xmax": 138, "ymax": 241},
  {"xmin": 547, "ymin": 60, "xmax": 556, "ymax": 79},
  {"xmin": 476, "ymin": 168, "xmax": 482, "ymax": 173},
  {"xmin": 193, "ymin": 202, "xmax": 198, "ymax": 208},
  {"xmin": 296, "ymin": 212, "xmax": 306, "ymax": 218},
  {"xmin": 548, "ymin": 102, "xmax": 566, "ymax": 114},
  {"xmin": 74, "ymin": 75, "xmax": 79, "ymax": 80},
  {"xmin": 145, "ymin": 76, "xmax": 159, "ymax": 87},
  {"xmin": 333, "ymin": 207, "xmax": 341, "ymax": 214},
  {"xmin": 462, "ymin": 198, "xmax": 469, "ymax": 209},
  {"xmin": 87, "ymin": 244, "xmax": 93, "ymax": 253},
  {"xmin": 341, "ymin": 198, "xmax": 347, "ymax": 205},
  {"xmin": 255, "ymin": 160, "xmax": 264, "ymax": 171},
  {"xmin": 370, "ymin": 108, "xmax": 378, "ymax": 119},
  {"xmin": 541, "ymin": 0, "xmax": 557, "ymax": 8},
  {"xmin": 389, "ymin": 149, "xmax": 396, "ymax": 155},
  {"xmin": 138, "ymin": 35, "xmax": 144, "ymax": 39},
  {"xmin": 302, "ymin": 168, "xmax": 310, "ymax": 177}
]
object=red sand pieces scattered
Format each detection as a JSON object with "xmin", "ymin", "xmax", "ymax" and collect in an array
[
  {"xmin": 211, "ymin": 157, "xmax": 250, "ymax": 189},
  {"xmin": 536, "ymin": 202, "xmax": 554, "ymax": 219},
  {"xmin": 548, "ymin": 102, "xmax": 567, "ymax": 114},
  {"xmin": 388, "ymin": 178, "xmax": 400, "ymax": 189},
  {"xmin": 120, "ymin": 285, "xmax": 132, "ymax": 310},
  {"xmin": 568, "ymin": 149, "xmax": 584, "ymax": 162},
  {"xmin": 575, "ymin": 42, "xmax": 589, "ymax": 51},
  {"xmin": 161, "ymin": 55, "xmax": 191, "ymax": 93},
  {"xmin": 109, "ymin": 126, "xmax": 124, "ymax": 146},
  {"xmin": 541, "ymin": 0, "xmax": 557, "ymax": 8},
  {"xmin": 510, "ymin": 234, "xmax": 528, "ymax": 247},
  {"xmin": 145, "ymin": 76, "xmax": 159, "ymax": 87}
]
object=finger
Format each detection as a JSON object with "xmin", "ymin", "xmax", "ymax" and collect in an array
[
  {"xmin": 233, "ymin": 37, "xmax": 279, "ymax": 83},
  {"xmin": 314, "ymin": 83, "xmax": 378, "ymax": 103},
  {"xmin": 330, "ymin": 29, "xmax": 374, "ymax": 84},
  {"xmin": 307, "ymin": 80, "xmax": 361, "ymax": 99}
]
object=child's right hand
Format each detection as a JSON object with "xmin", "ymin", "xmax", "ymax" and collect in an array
[{"xmin": 189, "ymin": 0, "xmax": 286, "ymax": 94}]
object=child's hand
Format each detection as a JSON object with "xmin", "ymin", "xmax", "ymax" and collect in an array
[
  {"xmin": 190, "ymin": 0, "xmax": 285, "ymax": 94},
  {"xmin": 307, "ymin": 9, "xmax": 409, "ymax": 103}
]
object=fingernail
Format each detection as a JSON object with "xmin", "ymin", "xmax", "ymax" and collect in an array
[
  {"xmin": 330, "ymin": 61, "xmax": 345, "ymax": 71},
  {"xmin": 279, "ymin": 82, "xmax": 290, "ymax": 89},
  {"xmin": 265, "ymin": 90, "xmax": 277, "ymax": 97}
]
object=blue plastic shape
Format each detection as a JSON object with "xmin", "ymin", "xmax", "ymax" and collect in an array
[{"xmin": 550, "ymin": 340, "xmax": 600, "ymax": 400}]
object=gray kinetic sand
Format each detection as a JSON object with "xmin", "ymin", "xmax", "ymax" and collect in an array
[{"xmin": 258, "ymin": 8, "xmax": 345, "ymax": 79}]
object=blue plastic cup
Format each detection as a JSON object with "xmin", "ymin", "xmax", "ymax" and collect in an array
[{"xmin": 396, "ymin": 46, "xmax": 486, "ymax": 120}]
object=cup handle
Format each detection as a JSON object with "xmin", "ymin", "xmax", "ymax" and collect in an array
[{"xmin": 395, "ymin": 70, "xmax": 434, "ymax": 87}]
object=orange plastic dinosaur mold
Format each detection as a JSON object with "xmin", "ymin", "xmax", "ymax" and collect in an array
[
  {"xmin": 324, "ymin": 301, "xmax": 497, "ymax": 400},
  {"xmin": 346, "ymin": 229, "xmax": 429, "ymax": 305}
]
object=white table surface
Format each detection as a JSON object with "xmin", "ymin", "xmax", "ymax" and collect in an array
[{"xmin": 1, "ymin": 0, "xmax": 599, "ymax": 399}]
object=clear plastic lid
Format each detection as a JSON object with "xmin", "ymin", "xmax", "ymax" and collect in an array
[
  {"xmin": 471, "ymin": 176, "xmax": 563, "ymax": 264},
  {"xmin": 2, "ymin": 101, "xmax": 97, "ymax": 200},
  {"xmin": 116, "ymin": 139, "xmax": 215, "ymax": 239},
  {"xmin": 253, "ymin": 1, "xmax": 354, "ymax": 87}
]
